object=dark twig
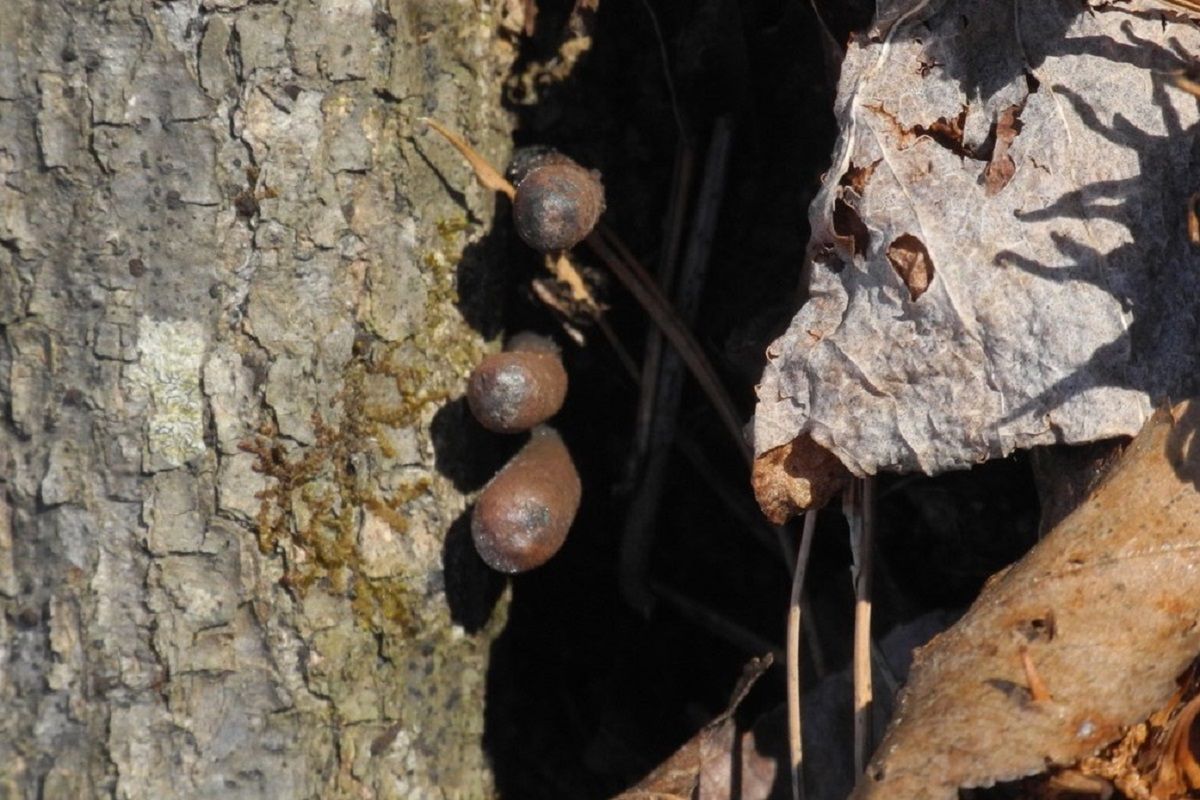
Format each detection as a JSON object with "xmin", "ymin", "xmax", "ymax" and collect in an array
[
  {"xmin": 652, "ymin": 580, "xmax": 784, "ymax": 664},
  {"xmin": 632, "ymin": 144, "xmax": 695, "ymax": 470},
  {"xmin": 619, "ymin": 119, "xmax": 736, "ymax": 612},
  {"xmin": 586, "ymin": 224, "xmax": 748, "ymax": 462}
]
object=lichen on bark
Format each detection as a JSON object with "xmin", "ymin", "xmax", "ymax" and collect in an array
[{"xmin": 0, "ymin": 0, "xmax": 519, "ymax": 797}]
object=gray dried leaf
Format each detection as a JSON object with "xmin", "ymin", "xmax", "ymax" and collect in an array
[{"xmin": 755, "ymin": 0, "xmax": 1200, "ymax": 475}]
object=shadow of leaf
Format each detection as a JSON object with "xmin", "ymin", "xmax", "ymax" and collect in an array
[
  {"xmin": 989, "ymin": 29, "xmax": 1200, "ymax": 438},
  {"xmin": 1167, "ymin": 400, "xmax": 1200, "ymax": 490}
]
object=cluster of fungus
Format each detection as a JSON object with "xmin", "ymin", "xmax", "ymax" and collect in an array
[
  {"xmin": 467, "ymin": 333, "xmax": 581, "ymax": 573},
  {"xmin": 434, "ymin": 137, "xmax": 604, "ymax": 572}
]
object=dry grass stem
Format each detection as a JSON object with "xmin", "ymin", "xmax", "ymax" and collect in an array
[
  {"xmin": 418, "ymin": 117, "xmax": 515, "ymax": 199},
  {"xmin": 851, "ymin": 477, "xmax": 876, "ymax": 775},
  {"xmin": 1019, "ymin": 645, "xmax": 1053, "ymax": 703},
  {"xmin": 788, "ymin": 511, "xmax": 819, "ymax": 800},
  {"xmin": 1160, "ymin": 0, "xmax": 1200, "ymax": 12}
]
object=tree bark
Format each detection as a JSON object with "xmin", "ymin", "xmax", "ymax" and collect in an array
[{"xmin": 0, "ymin": 1, "xmax": 518, "ymax": 797}]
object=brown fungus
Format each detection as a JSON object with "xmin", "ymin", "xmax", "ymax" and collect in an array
[
  {"xmin": 471, "ymin": 426, "xmax": 581, "ymax": 573},
  {"xmin": 511, "ymin": 152, "xmax": 605, "ymax": 253},
  {"xmin": 467, "ymin": 333, "xmax": 567, "ymax": 434}
]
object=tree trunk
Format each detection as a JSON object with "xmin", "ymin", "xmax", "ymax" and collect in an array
[{"xmin": 0, "ymin": 1, "xmax": 517, "ymax": 797}]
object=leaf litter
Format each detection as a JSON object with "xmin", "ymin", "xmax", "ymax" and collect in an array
[
  {"xmin": 744, "ymin": 2, "xmax": 1200, "ymax": 797},
  {"xmin": 613, "ymin": 655, "xmax": 777, "ymax": 800},
  {"xmin": 607, "ymin": 3, "xmax": 1200, "ymax": 799},
  {"xmin": 754, "ymin": 0, "xmax": 1200, "ymax": 486},
  {"xmin": 853, "ymin": 401, "xmax": 1200, "ymax": 799}
]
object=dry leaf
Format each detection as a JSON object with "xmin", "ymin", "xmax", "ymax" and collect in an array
[
  {"xmin": 984, "ymin": 103, "xmax": 1023, "ymax": 196},
  {"xmin": 754, "ymin": 0, "xmax": 1200, "ymax": 477},
  {"xmin": 614, "ymin": 718, "xmax": 735, "ymax": 800},
  {"xmin": 1150, "ymin": 691, "xmax": 1200, "ymax": 797},
  {"xmin": 614, "ymin": 656, "xmax": 774, "ymax": 800},
  {"xmin": 752, "ymin": 434, "xmax": 851, "ymax": 524},
  {"xmin": 852, "ymin": 401, "xmax": 1200, "ymax": 799},
  {"xmin": 884, "ymin": 234, "xmax": 936, "ymax": 301},
  {"xmin": 1061, "ymin": 662, "xmax": 1200, "ymax": 798}
]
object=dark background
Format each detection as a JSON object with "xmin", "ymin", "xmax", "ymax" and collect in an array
[{"xmin": 465, "ymin": 1, "xmax": 1042, "ymax": 796}]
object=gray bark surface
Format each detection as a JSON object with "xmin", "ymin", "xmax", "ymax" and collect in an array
[{"xmin": 0, "ymin": 1, "xmax": 518, "ymax": 797}]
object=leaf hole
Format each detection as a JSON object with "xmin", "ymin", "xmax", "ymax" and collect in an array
[
  {"xmin": 1015, "ymin": 610, "xmax": 1057, "ymax": 643},
  {"xmin": 831, "ymin": 161, "xmax": 880, "ymax": 257},
  {"xmin": 911, "ymin": 105, "xmax": 977, "ymax": 159},
  {"xmin": 885, "ymin": 234, "xmax": 936, "ymax": 301},
  {"xmin": 833, "ymin": 198, "xmax": 871, "ymax": 257}
]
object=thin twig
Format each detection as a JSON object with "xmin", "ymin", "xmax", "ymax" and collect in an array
[
  {"xmin": 628, "ymin": 4, "xmax": 693, "ymax": 472},
  {"xmin": 788, "ymin": 510, "xmax": 818, "ymax": 800},
  {"xmin": 851, "ymin": 477, "xmax": 876, "ymax": 775},
  {"xmin": 807, "ymin": 0, "xmax": 842, "ymax": 53},
  {"xmin": 619, "ymin": 119, "xmax": 736, "ymax": 611},
  {"xmin": 652, "ymin": 580, "xmax": 785, "ymax": 664},
  {"xmin": 636, "ymin": 0, "xmax": 688, "ymax": 143},
  {"xmin": 632, "ymin": 145, "xmax": 695, "ymax": 467},
  {"xmin": 806, "ymin": 0, "xmax": 846, "ymax": 96},
  {"xmin": 587, "ymin": 225, "xmax": 749, "ymax": 462},
  {"xmin": 597, "ymin": 326, "xmax": 791, "ymax": 568},
  {"xmin": 592, "ymin": 313, "xmax": 642, "ymax": 382}
]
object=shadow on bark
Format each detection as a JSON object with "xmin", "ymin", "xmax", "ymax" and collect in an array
[
  {"xmin": 455, "ymin": 218, "xmax": 513, "ymax": 339},
  {"xmin": 441, "ymin": 509, "xmax": 507, "ymax": 633},
  {"xmin": 430, "ymin": 396, "xmax": 522, "ymax": 493}
]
